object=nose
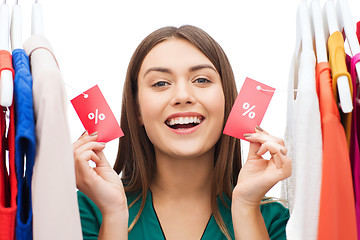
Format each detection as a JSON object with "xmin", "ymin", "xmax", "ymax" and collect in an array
[{"xmin": 170, "ymin": 82, "xmax": 196, "ymax": 106}]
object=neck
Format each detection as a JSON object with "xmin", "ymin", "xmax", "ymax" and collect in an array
[{"xmin": 151, "ymin": 148, "xmax": 214, "ymax": 199}]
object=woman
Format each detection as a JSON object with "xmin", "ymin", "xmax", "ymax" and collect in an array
[{"xmin": 74, "ymin": 25, "xmax": 291, "ymax": 240}]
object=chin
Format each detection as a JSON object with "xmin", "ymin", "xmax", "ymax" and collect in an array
[{"xmin": 167, "ymin": 144, "xmax": 215, "ymax": 160}]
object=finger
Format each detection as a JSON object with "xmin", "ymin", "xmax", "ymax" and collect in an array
[
  {"xmin": 243, "ymin": 132, "xmax": 286, "ymax": 147},
  {"xmin": 272, "ymin": 152, "xmax": 283, "ymax": 169},
  {"xmin": 78, "ymin": 130, "xmax": 88, "ymax": 140},
  {"xmin": 73, "ymin": 131, "xmax": 100, "ymax": 150},
  {"xmin": 75, "ymin": 150, "xmax": 103, "ymax": 185},
  {"xmin": 75, "ymin": 150, "xmax": 102, "ymax": 166},
  {"xmin": 254, "ymin": 141, "xmax": 288, "ymax": 168},
  {"xmin": 75, "ymin": 151, "xmax": 102, "ymax": 190},
  {"xmin": 247, "ymin": 141, "xmax": 262, "ymax": 159},
  {"xmin": 93, "ymin": 149, "xmax": 112, "ymax": 168},
  {"xmin": 74, "ymin": 141, "xmax": 106, "ymax": 162},
  {"xmin": 255, "ymin": 125, "xmax": 269, "ymax": 135},
  {"xmin": 273, "ymin": 150, "xmax": 292, "ymax": 177},
  {"xmin": 256, "ymin": 141, "xmax": 287, "ymax": 157}
]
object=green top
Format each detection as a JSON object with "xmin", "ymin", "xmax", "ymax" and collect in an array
[{"xmin": 77, "ymin": 190, "xmax": 289, "ymax": 240}]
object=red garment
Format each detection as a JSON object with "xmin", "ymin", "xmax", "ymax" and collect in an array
[
  {"xmin": 0, "ymin": 50, "xmax": 17, "ymax": 240},
  {"xmin": 317, "ymin": 62, "xmax": 357, "ymax": 240}
]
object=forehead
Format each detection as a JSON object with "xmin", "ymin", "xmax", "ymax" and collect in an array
[{"xmin": 139, "ymin": 38, "xmax": 215, "ymax": 73}]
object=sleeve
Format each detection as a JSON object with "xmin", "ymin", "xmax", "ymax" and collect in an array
[
  {"xmin": 260, "ymin": 202, "xmax": 290, "ymax": 240},
  {"xmin": 77, "ymin": 191, "xmax": 103, "ymax": 240}
]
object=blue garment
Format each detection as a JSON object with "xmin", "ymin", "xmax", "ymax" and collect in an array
[{"xmin": 13, "ymin": 48, "xmax": 36, "ymax": 240}]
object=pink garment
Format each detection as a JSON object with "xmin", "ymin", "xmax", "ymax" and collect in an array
[
  {"xmin": 348, "ymin": 53, "xmax": 360, "ymax": 239},
  {"xmin": 23, "ymin": 35, "xmax": 82, "ymax": 240}
]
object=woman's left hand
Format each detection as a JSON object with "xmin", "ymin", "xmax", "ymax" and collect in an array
[{"xmin": 232, "ymin": 126, "xmax": 292, "ymax": 207}]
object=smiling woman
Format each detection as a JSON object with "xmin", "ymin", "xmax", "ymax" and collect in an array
[
  {"xmin": 73, "ymin": 25, "xmax": 291, "ymax": 240},
  {"xmin": 137, "ymin": 38, "xmax": 225, "ymax": 159}
]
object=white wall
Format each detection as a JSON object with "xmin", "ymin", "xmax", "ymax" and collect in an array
[{"xmin": 11, "ymin": 0, "xmax": 360, "ymax": 197}]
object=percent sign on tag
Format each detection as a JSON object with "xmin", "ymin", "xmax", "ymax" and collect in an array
[
  {"xmin": 71, "ymin": 85, "xmax": 124, "ymax": 143},
  {"xmin": 242, "ymin": 102, "xmax": 256, "ymax": 119},
  {"xmin": 88, "ymin": 109, "xmax": 105, "ymax": 124},
  {"xmin": 223, "ymin": 77, "xmax": 275, "ymax": 141}
]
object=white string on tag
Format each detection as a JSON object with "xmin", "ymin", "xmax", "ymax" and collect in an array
[
  {"xmin": 64, "ymin": 82, "xmax": 88, "ymax": 98},
  {"xmin": 256, "ymin": 85, "xmax": 299, "ymax": 93}
]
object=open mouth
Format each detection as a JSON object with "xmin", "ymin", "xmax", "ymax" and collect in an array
[{"xmin": 165, "ymin": 116, "xmax": 204, "ymax": 129}]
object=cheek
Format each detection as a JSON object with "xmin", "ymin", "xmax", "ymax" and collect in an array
[
  {"xmin": 138, "ymin": 90, "xmax": 166, "ymax": 126},
  {"xmin": 201, "ymin": 87, "xmax": 225, "ymax": 122}
]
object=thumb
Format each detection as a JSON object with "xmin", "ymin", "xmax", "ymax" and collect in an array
[{"xmin": 247, "ymin": 141, "xmax": 261, "ymax": 159}]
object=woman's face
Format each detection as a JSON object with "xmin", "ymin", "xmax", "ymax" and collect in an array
[{"xmin": 137, "ymin": 38, "xmax": 225, "ymax": 160}]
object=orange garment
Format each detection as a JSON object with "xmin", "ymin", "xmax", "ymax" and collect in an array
[
  {"xmin": 327, "ymin": 31, "xmax": 353, "ymax": 148},
  {"xmin": 316, "ymin": 62, "xmax": 357, "ymax": 240}
]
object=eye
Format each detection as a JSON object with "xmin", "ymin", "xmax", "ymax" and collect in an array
[
  {"xmin": 152, "ymin": 81, "xmax": 170, "ymax": 87},
  {"xmin": 194, "ymin": 77, "xmax": 211, "ymax": 84}
]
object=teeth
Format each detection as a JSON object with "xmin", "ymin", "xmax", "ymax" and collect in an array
[
  {"xmin": 166, "ymin": 116, "xmax": 203, "ymax": 126},
  {"xmin": 184, "ymin": 117, "xmax": 189, "ymax": 124}
]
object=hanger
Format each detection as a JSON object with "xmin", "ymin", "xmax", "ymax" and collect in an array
[
  {"xmin": 32, "ymin": 0, "xmax": 43, "ymax": 35},
  {"xmin": 291, "ymin": 0, "xmax": 314, "ymax": 101},
  {"xmin": 295, "ymin": 0, "xmax": 313, "ymax": 56},
  {"xmin": 323, "ymin": 0, "xmax": 353, "ymax": 113},
  {"xmin": 310, "ymin": 0, "xmax": 327, "ymax": 63},
  {"xmin": 11, "ymin": 0, "xmax": 22, "ymax": 51},
  {"xmin": 336, "ymin": 0, "xmax": 360, "ymax": 84},
  {"xmin": 0, "ymin": 0, "xmax": 13, "ymax": 107}
]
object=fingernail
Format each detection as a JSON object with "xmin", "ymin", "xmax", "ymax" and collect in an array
[
  {"xmin": 243, "ymin": 133, "xmax": 252, "ymax": 138},
  {"xmin": 99, "ymin": 142, "xmax": 106, "ymax": 145},
  {"xmin": 256, "ymin": 125, "xmax": 264, "ymax": 132},
  {"xmin": 90, "ymin": 131, "xmax": 98, "ymax": 136},
  {"xmin": 280, "ymin": 149, "xmax": 286, "ymax": 155}
]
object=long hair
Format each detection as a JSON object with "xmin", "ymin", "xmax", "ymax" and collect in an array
[{"xmin": 114, "ymin": 25, "xmax": 241, "ymax": 239}]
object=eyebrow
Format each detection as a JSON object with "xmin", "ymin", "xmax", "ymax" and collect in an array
[
  {"xmin": 189, "ymin": 64, "xmax": 217, "ymax": 73},
  {"xmin": 144, "ymin": 67, "xmax": 172, "ymax": 77},
  {"xmin": 143, "ymin": 64, "xmax": 217, "ymax": 77}
]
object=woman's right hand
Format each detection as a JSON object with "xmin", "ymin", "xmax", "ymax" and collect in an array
[{"xmin": 73, "ymin": 131, "xmax": 128, "ymax": 217}]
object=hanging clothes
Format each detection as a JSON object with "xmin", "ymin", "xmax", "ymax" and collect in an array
[
  {"xmin": 13, "ymin": 48, "xmax": 35, "ymax": 240},
  {"xmin": 327, "ymin": 31, "xmax": 353, "ymax": 148},
  {"xmin": 346, "ymin": 52, "xmax": 360, "ymax": 239},
  {"xmin": 284, "ymin": 47, "xmax": 323, "ymax": 239},
  {"xmin": 23, "ymin": 35, "xmax": 82, "ymax": 240},
  {"xmin": 281, "ymin": 54, "xmax": 296, "ymax": 214},
  {"xmin": 0, "ymin": 50, "xmax": 16, "ymax": 240},
  {"xmin": 357, "ymin": 21, "xmax": 360, "ymax": 43},
  {"xmin": 316, "ymin": 61, "xmax": 357, "ymax": 240},
  {"xmin": 356, "ymin": 22, "xmax": 360, "ymax": 162}
]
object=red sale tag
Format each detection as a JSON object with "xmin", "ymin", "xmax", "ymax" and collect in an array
[
  {"xmin": 71, "ymin": 85, "xmax": 124, "ymax": 142},
  {"xmin": 223, "ymin": 77, "xmax": 275, "ymax": 140}
]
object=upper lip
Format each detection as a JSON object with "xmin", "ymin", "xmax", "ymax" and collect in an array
[{"xmin": 165, "ymin": 112, "xmax": 205, "ymax": 122}]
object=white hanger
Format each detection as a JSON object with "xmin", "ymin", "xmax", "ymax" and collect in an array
[
  {"xmin": 310, "ymin": 0, "xmax": 328, "ymax": 64},
  {"xmin": 337, "ymin": 0, "xmax": 360, "ymax": 83},
  {"xmin": 0, "ymin": 0, "xmax": 13, "ymax": 107},
  {"xmin": 323, "ymin": 0, "xmax": 353, "ymax": 113},
  {"xmin": 32, "ymin": 0, "xmax": 43, "ymax": 35},
  {"xmin": 11, "ymin": 0, "xmax": 22, "ymax": 51},
  {"xmin": 295, "ymin": 0, "xmax": 313, "ymax": 56}
]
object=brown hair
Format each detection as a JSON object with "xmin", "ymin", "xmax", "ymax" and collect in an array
[{"xmin": 114, "ymin": 25, "xmax": 241, "ymax": 239}]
